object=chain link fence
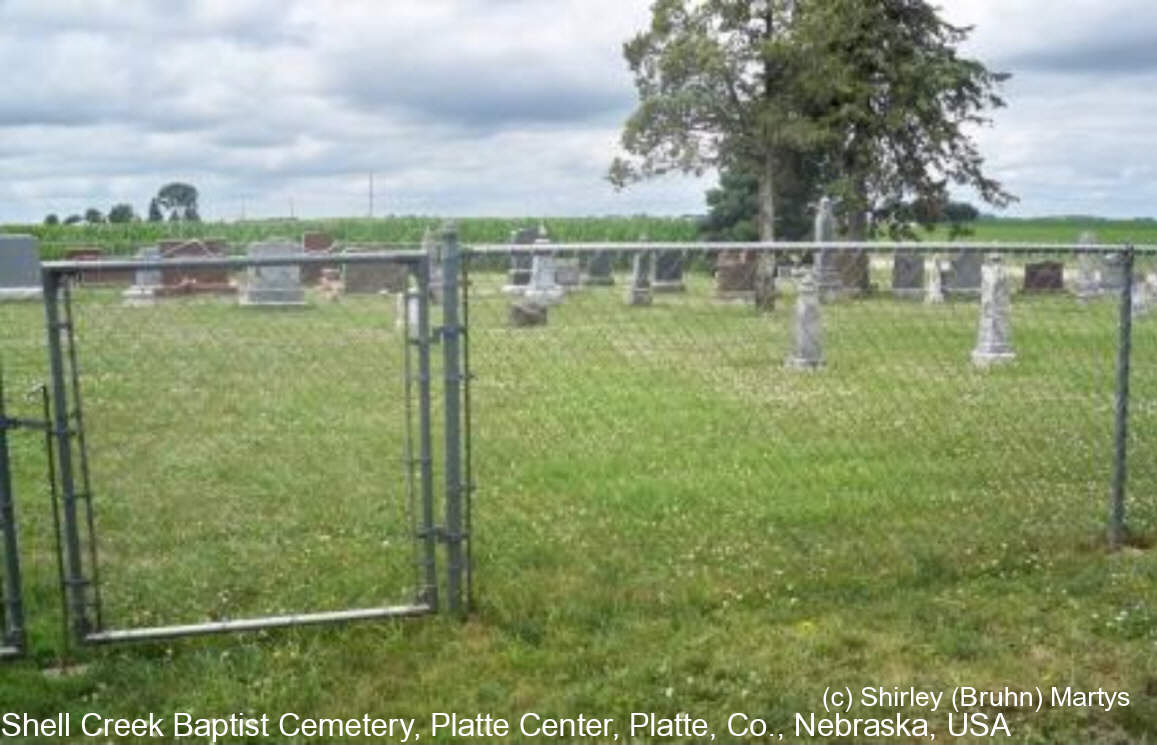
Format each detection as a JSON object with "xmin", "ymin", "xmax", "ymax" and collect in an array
[
  {"xmin": 462, "ymin": 239, "xmax": 1155, "ymax": 627},
  {"xmin": 3, "ymin": 248, "xmax": 444, "ymax": 650},
  {"xmin": 3, "ymin": 228, "xmax": 1155, "ymax": 655}
]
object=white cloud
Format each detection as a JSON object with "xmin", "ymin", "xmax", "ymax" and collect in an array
[{"xmin": 0, "ymin": 0, "xmax": 1152, "ymax": 222}]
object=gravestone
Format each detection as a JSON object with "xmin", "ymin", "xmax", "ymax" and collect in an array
[
  {"xmin": 891, "ymin": 250, "xmax": 924, "ymax": 299},
  {"xmin": 319, "ymin": 267, "xmax": 343, "ymax": 302},
  {"xmin": 524, "ymin": 255, "xmax": 564, "ymax": 307},
  {"xmin": 785, "ymin": 269, "xmax": 824, "ymax": 370},
  {"xmin": 581, "ymin": 251, "xmax": 614, "ymax": 286},
  {"xmin": 241, "ymin": 241, "xmax": 306, "ymax": 306},
  {"xmin": 944, "ymin": 250, "xmax": 982, "ymax": 297},
  {"xmin": 1073, "ymin": 232, "xmax": 1100, "ymax": 302},
  {"xmin": 1101, "ymin": 252, "xmax": 1128, "ymax": 295},
  {"xmin": 813, "ymin": 197, "xmax": 842, "ymax": 302},
  {"xmin": 301, "ymin": 231, "xmax": 336, "ymax": 285},
  {"xmin": 64, "ymin": 247, "xmax": 131, "ymax": 285},
  {"xmin": 508, "ymin": 302, "xmax": 548, "ymax": 327},
  {"xmin": 924, "ymin": 255, "xmax": 945, "ymax": 304},
  {"xmin": 342, "ymin": 251, "xmax": 408, "ymax": 294},
  {"xmin": 625, "ymin": 251, "xmax": 654, "ymax": 307},
  {"xmin": 121, "ymin": 247, "xmax": 162, "ymax": 305},
  {"xmin": 1023, "ymin": 261, "xmax": 1064, "ymax": 293},
  {"xmin": 1134, "ymin": 273, "xmax": 1157, "ymax": 317},
  {"xmin": 555, "ymin": 258, "xmax": 581, "ymax": 288},
  {"xmin": 505, "ymin": 227, "xmax": 537, "ymax": 291},
  {"xmin": 0, "ymin": 235, "xmax": 42, "ymax": 300},
  {"xmin": 394, "ymin": 291, "xmax": 421, "ymax": 338},
  {"xmin": 971, "ymin": 254, "xmax": 1015, "ymax": 366},
  {"xmin": 653, "ymin": 250, "xmax": 686, "ymax": 293},
  {"xmin": 714, "ymin": 250, "xmax": 756, "ymax": 300},
  {"xmin": 158, "ymin": 239, "xmax": 232, "ymax": 293}
]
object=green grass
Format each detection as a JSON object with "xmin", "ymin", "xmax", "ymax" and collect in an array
[{"xmin": 0, "ymin": 264, "xmax": 1155, "ymax": 743}]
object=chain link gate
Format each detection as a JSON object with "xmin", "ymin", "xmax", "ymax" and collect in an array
[{"xmin": 37, "ymin": 247, "xmax": 466, "ymax": 646}]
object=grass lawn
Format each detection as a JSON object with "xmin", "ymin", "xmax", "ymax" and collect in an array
[{"xmin": 0, "ymin": 258, "xmax": 1155, "ymax": 743}]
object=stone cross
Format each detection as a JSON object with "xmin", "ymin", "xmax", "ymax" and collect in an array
[
  {"xmin": 785, "ymin": 268, "xmax": 824, "ymax": 370},
  {"xmin": 971, "ymin": 254, "xmax": 1015, "ymax": 367}
]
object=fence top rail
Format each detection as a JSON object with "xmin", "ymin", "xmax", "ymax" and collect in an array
[
  {"xmin": 41, "ymin": 249, "xmax": 427, "ymax": 275},
  {"xmin": 463, "ymin": 240, "xmax": 1153, "ymax": 256}
]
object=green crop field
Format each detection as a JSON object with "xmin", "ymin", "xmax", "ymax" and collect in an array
[
  {"xmin": 0, "ymin": 257, "xmax": 1155, "ymax": 743},
  {"xmin": 4, "ymin": 213, "xmax": 1157, "ymax": 260}
]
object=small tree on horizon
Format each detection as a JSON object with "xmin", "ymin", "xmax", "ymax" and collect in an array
[{"xmin": 108, "ymin": 203, "xmax": 135, "ymax": 223}]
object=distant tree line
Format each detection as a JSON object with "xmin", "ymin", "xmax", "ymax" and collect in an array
[{"xmin": 44, "ymin": 182, "xmax": 200, "ymax": 226}]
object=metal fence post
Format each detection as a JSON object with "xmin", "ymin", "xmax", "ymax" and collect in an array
[
  {"xmin": 440, "ymin": 223, "xmax": 466, "ymax": 615},
  {"xmin": 42, "ymin": 270, "xmax": 91, "ymax": 638},
  {"xmin": 414, "ymin": 259, "xmax": 439, "ymax": 610},
  {"xmin": 0, "ymin": 368, "xmax": 26, "ymax": 652},
  {"xmin": 1110, "ymin": 246, "xmax": 1134, "ymax": 550}
]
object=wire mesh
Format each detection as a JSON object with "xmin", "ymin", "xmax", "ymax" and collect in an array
[
  {"xmin": 36, "ymin": 251, "xmax": 434, "ymax": 639},
  {"xmin": 462, "ymin": 241, "xmax": 1147, "ymax": 624}
]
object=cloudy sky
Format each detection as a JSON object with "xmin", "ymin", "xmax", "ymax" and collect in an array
[{"xmin": 0, "ymin": 0, "xmax": 1150, "ymax": 223}]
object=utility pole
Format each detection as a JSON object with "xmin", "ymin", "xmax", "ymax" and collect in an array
[{"xmin": 369, "ymin": 172, "xmax": 375, "ymax": 218}]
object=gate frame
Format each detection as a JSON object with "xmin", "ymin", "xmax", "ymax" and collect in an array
[
  {"xmin": 0, "ymin": 368, "xmax": 28, "ymax": 657},
  {"xmin": 40, "ymin": 250, "xmax": 441, "ymax": 645}
]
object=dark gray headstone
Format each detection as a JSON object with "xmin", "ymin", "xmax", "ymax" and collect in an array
[
  {"xmin": 0, "ymin": 235, "xmax": 42, "ymax": 300},
  {"xmin": 507, "ymin": 227, "xmax": 537, "ymax": 286},
  {"xmin": 654, "ymin": 250, "xmax": 686, "ymax": 293},
  {"xmin": 945, "ymin": 251, "xmax": 982, "ymax": 297},
  {"xmin": 581, "ymin": 251, "xmax": 614, "ymax": 286},
  {"xmin": 555, "ymin": 258, "xmax": 581, "ymax": 287},
  {"xmin": 1023, "ymin": 261, "xmax": 1064, "ymax": 293},
  {"xmin": 891, "ymin": 250, "xmax": 924, "ymax": 298}
]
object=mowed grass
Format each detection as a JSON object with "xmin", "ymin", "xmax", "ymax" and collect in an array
[{"xmin": 0, "ymin": 266, "xmax": 1155, "ymax": 743}]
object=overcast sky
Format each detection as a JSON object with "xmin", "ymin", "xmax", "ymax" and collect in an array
[{"xmin": 0, "ymin": 0, "xmax": 1150, "ymax": 223}]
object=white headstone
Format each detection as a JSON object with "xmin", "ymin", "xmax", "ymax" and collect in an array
[
  {"xmin": 785, "ymin": 269, "xmax": 824, "ymax": 370},
  {"xmin": 523, "ymin": 254, "xmax": 564, "ymax": 307},
  {"xmin": 971, "ymin": 254, "xmax": 1015, "ymax": 367},
  {"xmin": 924, "ymin": 255, "xmax": 944, "ymax": 304},
  {"xmin": 625, "ymin": 251, "xmax": 653, "ymax": 306}
]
